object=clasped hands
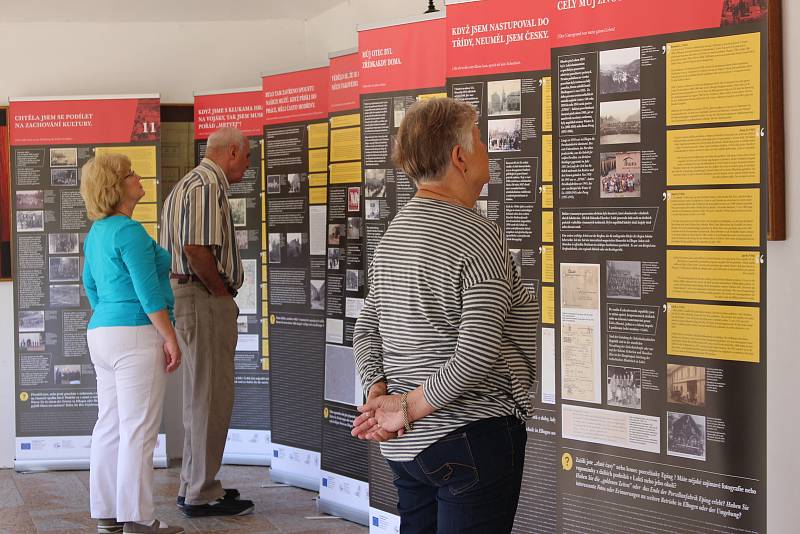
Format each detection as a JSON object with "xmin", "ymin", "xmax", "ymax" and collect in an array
[{"xmin": 350, "ymin": 381, "xmax": 406, "ymax": 443}]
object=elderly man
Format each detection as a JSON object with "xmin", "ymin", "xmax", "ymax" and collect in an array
[{"xmin": 161, "ymin": 127, "xmax": 254, "ymax": 517}]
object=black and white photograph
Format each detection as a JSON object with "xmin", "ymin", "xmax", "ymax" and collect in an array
[
  {"xmin": 237, "ymin": 315, "xmax": 249, "ymax": 333},
  {"xmin": 327, "ymin": 248, "xmax": 340, "ymax": 270},
  {"xmin": 599, "ymin": 47, "xmax": 641, "ymax": 94},
  {"xmin": 475, "ymin": 200, "xmax": 488, "ymax": 219},
  {"xmin": 16, "ymin": 211, "xmax": 44, "ymax": 232},
  {"xmin": 606, "ymin": 365, "xmax": 641, "ymax": 409},
  {"xmin": 324, "ymin": 344, "xmax": 359, "ymax": 406},
  {"xmin": 267, "ymin": 174, "xmax": 282, "ymax": 194},
  {"xmin": 50, "ymin": 147, "xmax": 78, "ymax": 167},
  {"xmin": 345, "ymin": 269, "xmax": 363, "ymax": 292},
  {"xmin": 235, "ymin": 229, "xmax": 249, "ymax": 250},
  {"xmin": 50, "ymin": 284, "xmax": 81, "ymax": 307},
  {"xmin": 286, "ymin": 233, "xmax": 304, "ymax": 260},
  {"xmin": 346, "ymin": 217, "xmax": 362, "ymax": 240},
  {"xmin": 327, "ymin": 223, "xmax": 345, "ymax": 245},
  {"xmin": 310, "ymin": 279, "xmax": 326, "ymax": 310},
  {"xmin": 599, "ymin": 99, "xmax": 641, "ymax": 145},
  {"xmin": 667, "ymin": 412, "xmax": 707, "ymax": 461},
  {"xmin": 287, "ymin": 173, "xmax": 304, "ymax": 194},
  {"xmin": 348, "ymin": 186, "xmax": 361, "ymax": 212},
  {"xmin": 229, "ymin": 197, "xmax": 247, "ymax": 227},
  {"xmin": 234, "ymin": 259, "xmax": 257, "ymax": 315},
  {"xmin": 49, "ymin": 233, "xmax": 80, "ymax": 255},
  {"xmin": 488, "ymin": 118, "xmax": 521, "ymax": 152},
  {"xmin": 49, "ymin": 257, "xmax": 80, "ymax": 282},
  {"xmin": 19, "ymin": 332, "xmax": 45, "ymax": 352},
  {"xmin": 606, "ymin": 260, "xmax": 642, "ymax": 300},
  {"xmin": 16, "ymin": 190, "xmax": 44, "ymax": 209},
  {"xmin": 54, "ymin": 364, "xmax": 82, "ymax": 385},
  {"xmin": 600, "ymin": 151, "xmax": 641, "ymax": 198},
  {"xmin": 667, "ymin": 364, "xmax": 706, "ymax": 407},
  {"xmin": 365, "ymin": 199, "xmax": 381, "ymax": 221},
  {"xmin": 393, "ymin": 97, "xmax": 406, "ymax": 128},
  {"xmin": 487, "ymin": 79, "xmax": 522, "ymax": 116},
  {"xmin": 268, "ymin": 233, "xmax": 282, "ymax": 264},
  {"xmin": 51, "ymin": 168, "xmax": 78, "ymax": 186},
  {"xmin": 364, "ymin": 169, "xmax": 386, "ymax": 198},
  {"xmin": 18, "ymin": 310, "xmax": 45, "ymax": 332}
]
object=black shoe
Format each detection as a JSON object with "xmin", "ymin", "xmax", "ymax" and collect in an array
[
  {"xmin": 182, "ymin": 498, "xmax": 254, "ymax": 517},
  {"xmin": 176, "ymin": 488, "xmax": 240, "ymax": 508}
]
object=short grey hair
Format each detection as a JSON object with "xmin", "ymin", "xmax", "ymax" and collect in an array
[
  {"xmin": 392, "ymin": 97, "xmax": 476, "ymax": 185},
  {"xmin": 206, "ymin": 127, "xmax": 248, "ymax": 154}
]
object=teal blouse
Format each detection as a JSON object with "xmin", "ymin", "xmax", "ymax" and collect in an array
[{"xmin": 83, "ymin": 215, "xmax": 174, "ymax": 329}]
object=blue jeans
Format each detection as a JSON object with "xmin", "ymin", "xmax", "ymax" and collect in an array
[{"xmin": 387, "ymin": 415, "xmax": 526, "ymax": 534}]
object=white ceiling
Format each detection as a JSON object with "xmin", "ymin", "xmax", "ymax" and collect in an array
[{"xmin": 0, "ymin": 0, "xmax": 347, "ymax": 22}]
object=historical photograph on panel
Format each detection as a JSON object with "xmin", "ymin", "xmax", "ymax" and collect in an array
[
  {"xmin": 393, "ymin": 97, "xmax": 407, "ymax": 128},
  {"xmin": 287, "ymin": 173, "xmax": 305, "ymax": 194},
  {"xmin": 54, "ymin": 364, "xmax": 82, "ymax": 385},
  {"xmin": 50, "ymin": 284, "xmax": 81, "ymax": 307},
  {"xmin": 346, "ymin": 269, "xmax": 363, "ymax": 292},
  {"xmin": 268, "ymin": 233, "xmax": 282, "ymax": 264},
  {"xmin": 327, "ymin": 248, "xmax": 340, "ymax": 270},
  {"xmin": 49, "ymin": 147, "xmax": 78, "ymax": 167},
  {"xmin": 267, "ymin": 174, "xmax": 282, "ymax": 194},
  {"xmin": 667, "ymin": 412, "xmax": 707, "ymax": 461},
  {"xmin": 16, "ymin": 190, "xmax": 44, "ymax": 209},
  {"xmin": 606, "ymin": 260, "xmax": 642, "ymax": 300},
  {"xmin": 561, "ymin": 263, "xmax": 600, "ymax": 310},
  {"xmin": 229, "ymin": 197, "xmax": 247, "ymax": 227},
  {"xmin": 667, "ymin": 364, "xmax": 706, "ymax": 407},
  {"xmin": 51, "ymin": 168, "xmax": 78, "ymax": 186},
  {"xmin": 600, "ymin": 151, "xmax": 641, "ymax": 198},
  {"xmin": 286, "ymin": 233, "xmax": 304, "ymax": 260},
  {"xmin": 488, "ymin": 118, "xmax": 521, "ymax": 152},
  {"xmin": 310, "ymin": 279, "xmax": 326, "ymax": 311},
  {"xmin": 16, "ymin": 211, "xmax": 44, "ymax": 232},
  {"xmin": 49, "ymin": 256, "xmax": 80, "ymax": 282},
  {"xmin": 237, "ymin": 315, "xmax": 249, "ymax": 333},
  {"xmin": 607, "ymin": 365, "xmax": 642, "ymax": 409},
  {"xmin": 365, "ymin": 199, "xmax": 381, "ymax": 221},
  {"xmin": 509, "ymin": 248, "xmax": 522, "ymax": 277},
  {"xmin": 347, "ymin": 217, "xmax": 362, "ymax": 240},
  {"xmin": 599, "ymin": 47, "xmax": 641, "ymax": 94},
  {"xmin": 19, "ymin": 332, "xmax": 45, "ymax": 352},
  {"xmin": 599, "ymin": 99, "xmax": 641, "ymax": 145},
  {"xmin": 19, "ymin": 310, "xmax": 45, "ymax": 332},
  {"xmin": 327, "ymin": 223, "xmax": 345, "ymax": 245},
  {"xmin": 234, "ymin": 259, "xmax": 257, "ymax": 315},
  {"xmin": 324, "ymin": 344, "xmax": 360, "ymax": 406},
  {"xmin": 347, "ymin": 186, "xmax": 361, "ymax": 212},
  {"xmin": 487, "ymin": 79, "xmax": 522, "ymax": 116},
  {"xmin": 49, "ymin": 233, "xmax": 80, "ymax": 254},
  {"xmin": 475, "ymin": 200, "xmax": 488, "ymax": 219},
  {"xmin": 235, "ymin": 229, "xmax": 249, "ymax": 250},
  {"xmin": 364, "ymin": 169, "xmax": 386, "ymax": 198}
]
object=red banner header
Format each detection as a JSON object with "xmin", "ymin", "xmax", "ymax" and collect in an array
[
  {"xmin": 447, "ymin": 0, "xmax": 552, "ymax": 76},
  {"xmin": 263, "ymin": 66, "xmax": 329, "ymax": 125},
  {"xmin": 194, "ymin": 90, "xmax": 265, "ymax": 140},
  {"xmin": 358, "ymin": 16, "xmax": 446, "ymax": 94},
  {"xmin": 553, "ymin": 0, "xmax": 724, "ymax": 47},
  {"xmin": 9, "ymin": 97, "xmax": 160, "ymax": 146},
  {"xmin": 329, "ymin": 52, "xmax": 361, "ymax": 113}
]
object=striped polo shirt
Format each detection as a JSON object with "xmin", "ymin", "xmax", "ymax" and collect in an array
[
  {"xmin": 354, "ymin": 196, "xmax": 539, "ymax": 462},
  {"xmin": 160, "ymin": 158, "xmax": 243, "ymax": 289}
]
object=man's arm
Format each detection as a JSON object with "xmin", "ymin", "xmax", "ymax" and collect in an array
[{"xmin": 184, "ymin": 244, "xmax": 229, "ymax": 297}]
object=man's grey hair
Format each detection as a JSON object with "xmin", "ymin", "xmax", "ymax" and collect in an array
[{"xmin": 206, "ymin": 127, "xmax": 248, "ymax": 154}]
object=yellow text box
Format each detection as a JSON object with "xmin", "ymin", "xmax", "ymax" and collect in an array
[
  {"xmin": 309, "ymin": 149, "xmax": 328, "ymax": 173},
  {"xmin": 542, "ymin": 245, "xmax": 554, "ymax": 283},
  {"xmin": 667, "ymin": 32, "xmax": 760, "ymax": 126},
  {"xmin": 331, "ymin": 126, "xmax": 362, "ymax": 163},
  {"xmin": 95, "ymin": 145, "xmax": 158, "ymax": 177},
  {"xmin": 541, "ymin": 77, "xmax": 552, "ymax": 132},
  {"xmin": 309, "ymin": 186, "xmax": 327, "ymax": 205},
  {"xmin": 417, "ymin": 92, "xmax": 447, "ymax": 101},
  {"xmin": 132, "ymin": 202, "xmax": 157, "ymax": 223},
  {"xmin": 330, "ymin": 161, "xmax": 362, "ymax": 184},
  {"xmin": 667, "ymin": 250, "xmax": 760, "ymax": 303},
  {"xmin": 668, "ymin": 302, "xmax": 759, "ymax": 362},
  {"xmin": 308, "ymin": 122, "xmax": 329, "ymax": 149},
  {"xmin": 331, "ymin": 113, "xmax": 361, "ymax": 129},
  {"xmin": 542, "ymin": 285, "xmax": 555, "ymax": 325},
  {"xmin": 309, "ymin": 173, "xmax": 328, "ymax": 187},
  {"xmin": 667, "ymin": 125, "xmax": 760, "ymax": 186},
  {"xmin": 542, "ymin": 135, "xmax": 552, "ymax": 184},
  {"xmin": 140, "ymin": 178, "xmax": 157, "ymax": 203},
  {"xmin": 542, "ymin": 184, "xmax": 553, "ymax": 209},
  {"xmin": 667, "ymin": 188, "xmax": 759, "ymax": 247},
  {"xmin": 542, "ymin": 211, "xmax": 554, "ymax": 243}
]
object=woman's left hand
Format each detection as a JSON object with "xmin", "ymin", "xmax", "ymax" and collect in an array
[{"xmin": 352, "ymin": 394, "xmax": 405, "ymax": 442}]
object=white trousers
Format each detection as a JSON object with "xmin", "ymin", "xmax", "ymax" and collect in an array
[{"xmin": 88, "ymin": 325, "xmax": 167, "ymax": 522}]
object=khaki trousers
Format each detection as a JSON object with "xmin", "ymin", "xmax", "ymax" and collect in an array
[{"xmin": 172, "ymin": 280, "xmax": 239, "ymax": 505}]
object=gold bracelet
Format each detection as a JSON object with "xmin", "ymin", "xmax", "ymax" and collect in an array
[{"xmin": 401, "ymin": 392, "xmax": 413, "ymax": 432}]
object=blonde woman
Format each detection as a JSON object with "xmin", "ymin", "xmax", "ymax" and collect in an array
[{"xmin": 80, "ymin": 153, "xmax": 183, "ymax": 534}]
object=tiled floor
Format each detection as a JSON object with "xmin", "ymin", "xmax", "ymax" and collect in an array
[{"xmin": 0, "ymin": 464, "xmax": 369, "ymax": 534}]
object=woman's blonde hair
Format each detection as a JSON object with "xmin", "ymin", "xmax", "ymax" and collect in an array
[
  {"xmin": 393, "ymin": 97, "xmax": 477, "ymax": 185},
  {"xmin": 80, "ymin": 153, "xmax": 131, "ymax": 220}
]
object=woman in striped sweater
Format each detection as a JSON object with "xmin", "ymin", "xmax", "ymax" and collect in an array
[{"xmin": 352, "ymin": 97, "xmax": 539, "ymax": 533}]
